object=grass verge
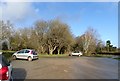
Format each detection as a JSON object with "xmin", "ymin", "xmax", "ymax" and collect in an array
[
  {"xmin": 39, "ymin": 54, "xmax": 69, "ymax": 58},
  {"xmin": 93, "ymin": 54, "xmax": 113, "ymax": 58},
  {"xmin": 92, "ymin": 54, "xmax": 120, "ymax": 60},
  {"xmin": 113, "ymin": 57, "xmax": 120, "ymax": 60}
]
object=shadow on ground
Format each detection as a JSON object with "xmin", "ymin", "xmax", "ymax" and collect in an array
[{"xmin": 12, "ymin": 68, "xmax": 27, "ymax": 81}]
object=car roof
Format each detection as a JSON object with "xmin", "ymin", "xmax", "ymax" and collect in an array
[{"xmin": 20, "ymin": 49, "xmax": 34, "ymax": 51}]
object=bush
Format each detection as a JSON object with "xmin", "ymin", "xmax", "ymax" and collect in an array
[{"xmin": 2, "ymin": 51, "xmax": 15, "ymax": 59}]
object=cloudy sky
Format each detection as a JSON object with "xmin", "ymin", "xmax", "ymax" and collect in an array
[{"xmin": 0, "ymin": 0, "xmax": 118, "ymax": 47}]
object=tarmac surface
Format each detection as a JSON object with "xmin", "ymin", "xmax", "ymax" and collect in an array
[{"xmin": 11, "ymin": 57, "xmax": 118, "ymax": 79}]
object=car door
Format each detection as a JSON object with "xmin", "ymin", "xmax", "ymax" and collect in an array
[
  {"xmin": 73, "ymin": 51, "xmax": 79, "ymax": 55},
  {"xmin": 16, "ymin": 50, "xmax": 25, "ymax": 59},
  {"xmin": 23, "ymin": 49, "xmax": 30, "ymax": 59}
]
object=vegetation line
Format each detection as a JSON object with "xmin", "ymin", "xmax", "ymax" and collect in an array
[{"xmin": 0, "ymin": 20, "xmax": 119, "ymax": 56}]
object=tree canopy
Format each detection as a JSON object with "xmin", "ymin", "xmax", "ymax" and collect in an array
[{"xmin": 0, "ymin": 19, "xmax": 118, "ymax": 54}]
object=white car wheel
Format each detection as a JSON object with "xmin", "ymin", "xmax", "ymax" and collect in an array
[
  {"xmin": 28, "ymin": 57, "xmax": 32, "ymax": 61},
  {"xmin": 78, "ymin": 54, "xmax": 81, "ymax": 57},
  {"xmin": 13, "ymin": 55, "xmax": 16, "ymax": 60}
]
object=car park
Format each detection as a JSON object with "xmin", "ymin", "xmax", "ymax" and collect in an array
[
  {"xmin": 0, "ymin": 53, "xmax": 13, "ymax": 81},
  {"xmin": 12, "ymin": 49, "xmax": 38, "ymax": 61},
  {"xmin": 69, "ymin": 51, "xmax": 83, "ymax": 57}
]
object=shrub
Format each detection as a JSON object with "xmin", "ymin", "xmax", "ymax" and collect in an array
[{"xmin": 2, "ymin": 51, "xmax": 15, "ymax": 59}]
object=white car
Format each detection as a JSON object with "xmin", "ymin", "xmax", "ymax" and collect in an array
[
  {"xmin": 69, "ymin": 51, "xmax": 83, "ymax": 57},
  {"xmin": 0, "ymin": 54, "xmax": 13, "ymax": 81},
  {"xmin": 12, "ymin": 49, "xmax": 38, "ymax": 61}
]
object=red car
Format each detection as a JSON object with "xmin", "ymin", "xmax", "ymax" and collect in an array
[{"xmin": 0, "ymin": 53, "xmax": 13, "ymax": 81}]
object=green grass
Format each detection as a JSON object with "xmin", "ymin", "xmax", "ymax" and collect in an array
[
  {"xmin": 0, "ymin": 50, "xmax": 15, "ymax": 52},
  {"xmin": 113, "ymin": 57, "xmax": 120, "ymax": 60},
  {"xmin": 92, "ymin": 54, "xmax": 120, "ymax": 61},
  {"xmin": 91, "ymin": 54, "xmax": 114, "ymax": 58},
  {"xmin": 39, "ymin": 54, "xmax": 69, "ymax": 58},
  {"xmin": 1, "ymin": 50, "xmax": 119, "ymax": 61}
]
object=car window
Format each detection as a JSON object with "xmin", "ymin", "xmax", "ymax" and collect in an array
[
  {"xmin": 32, "ymin": 50, "xmax": 37, "ymax": 55},
  {"xmin": 18, "ymin": 50, "xmax": 24, "ymax": 54},
  {"xmin": 74, "ymin": 51, "xmax": 79, "ymax": 53},
  {"xmin": 25, "ymin": 50, "xmax": 30, "ymax": 53}
]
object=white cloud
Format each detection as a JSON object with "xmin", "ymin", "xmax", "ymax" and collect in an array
[
  {"xmin": 0, "ymin": 2, "xmax": 38, "ymax": 22},
  {"xmin": 0, "ymin": 0, "xmax": 118, "ymax": 24}
]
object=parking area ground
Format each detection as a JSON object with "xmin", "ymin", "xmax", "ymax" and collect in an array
[{"xmin": 11, "ymin": 57, "xmax": 118, "ymax": 79}]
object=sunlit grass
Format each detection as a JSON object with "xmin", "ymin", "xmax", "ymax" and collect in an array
[
  {"xmin": 94, "ymin": 54, "xmax": 113, "ymax": 58},
  {"xmin": 38, "ymin": 54, "xmax": 69, "ymax": 58}
]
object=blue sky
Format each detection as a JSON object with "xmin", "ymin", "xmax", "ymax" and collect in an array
[{"xmin": 1, "ymin": 2, "xmax": 118, "ymax": 47}]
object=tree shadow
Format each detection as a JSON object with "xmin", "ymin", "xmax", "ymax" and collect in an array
[{"xmin": 12, "ymin": 68, "xmax": 27, "ymax": 81}]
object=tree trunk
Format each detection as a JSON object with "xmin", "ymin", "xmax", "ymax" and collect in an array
[
  {"xmin": 48, "ymin": 46, "xmax": 57, "ymax": 55},
  {"xmin": 58, "ymin": 49, "xmax": 60, "ymax": 55},
  {"xmin": 49, "ymin": 50, "xmax": 53, "ymax": 55},
  {"xmin": 41, "ymin": 46, "xmax": 44, "ymax": 53}
]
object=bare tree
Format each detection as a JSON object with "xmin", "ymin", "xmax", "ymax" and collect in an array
[
  {"xmin": 0, "ymin": 21, "xmax": 13, "ymax": 40},
  {"xmin": 80, "ymin": 27, "xmax": 99, "ymax": 55},
  {"xmin": 34, "ymin": 20, "xmax": 48, "ymax": 53},
  {"xmin": 10, "ymin": 30, "xmax": 22, "ymax": 50},
  {"xmin": 96, "ymin": 40, "xmax": 104, "ymax": 53},
  {"xmin": 10, "ymin": 19, "xmax": 74, "ymax": 54},
  {"xmin": 46, "ymin": 19, "xmax": 74, "ymax": 54},
  {"xmin": 0, "ymin": 20, "xmax": 13, "ymax": 50},
  {"xmin": 72, "ymin": 36, "xmax": 84, "ymax": 52}
]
